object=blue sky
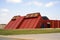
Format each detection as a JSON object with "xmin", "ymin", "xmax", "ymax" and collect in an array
[{"xmin": 0, "ymin": 0, "xmax": 60, "ymax": 24}]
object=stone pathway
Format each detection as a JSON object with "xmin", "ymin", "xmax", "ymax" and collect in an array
[{"xmin": 0, "ymin": 33, "xmax": 60, "ymax": 40}]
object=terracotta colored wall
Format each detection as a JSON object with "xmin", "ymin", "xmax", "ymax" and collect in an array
[
  {"xmin": 4, "ymin": 13, "xmax": 60, "ymax": 30},
  {"xmin": 45, "ymin": 20, "xmax": 60, "ymax": 28},
  {"xmin": 18, "ymin": 16, "xmax": 41, "ymax": 29},
  {"xmin": 4, "ymin": 13, "xmax": 42, "ymax": 29},
  {"xmin": 4, "ymin": 16, "xmax": 24, "ymax": 29}
]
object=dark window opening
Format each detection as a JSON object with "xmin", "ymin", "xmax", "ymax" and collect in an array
[
  {"xmin": 47, "ymin": 22, "xmax": 50, "ymax": 28},
  {"xmin": 47, "ymin": 24, "xmax": 50, "ymax": 28}
]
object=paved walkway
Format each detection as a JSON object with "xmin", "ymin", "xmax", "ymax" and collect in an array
[{"xmin": 0, "ymin": 33, "xmax": 60, "ymax": 40}]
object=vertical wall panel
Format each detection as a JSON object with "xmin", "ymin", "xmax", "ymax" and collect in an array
[
  {"xmin": 12, "ymin": 17, "xmax": 24, "ymax": 29},
  {"xmin": 27, "ymin": 18, "xmax": 37, "ymax": 28},
  {"xmin": 19, "ymin": 19, "xmax": 28, "ymax": 29}
]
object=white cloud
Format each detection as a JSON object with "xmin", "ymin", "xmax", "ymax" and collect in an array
[
  {"xmin": 45, "ymin": 1, "xmax": 59, "ymax": 7},
  {"xmin": 1, "ymin": 9, "xmax": 9, "ymax": 12},
  {"xmin": 0, "ymin": 9, "xmax": 9, "ymax": 17},
  {"xmin": 6, "ymin": 0, "xmax": 22, "ymax": 3},
  {"xmin": 0, "ymin": 15, "xmax": 10, "ymax": 24},
  {"xmin": 24, "ymin": 2, "xmax": 32, "ymax": 6},
  {"xmin": 33, "ymin": 1, "xmax": 43, "ymax": 6},
  {"xmin": 1, "ymin": 13, "xmax": 8, "ymax": 16},
  {"xmin": 0, "ymin": 9, "xmax": 10, "ymax": 24},
  {"xmin": 25, "ymin": 1, "xmax": 59, "ymax": 7},
  {"xmin": 45, "ymin": 2, "xmax": 54, "ymax": 7},
  {"xmin": 24, "ymin": 1, "xmax": 43, "ymax": 6}
]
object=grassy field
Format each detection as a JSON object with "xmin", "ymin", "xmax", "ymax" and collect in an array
[{"xmin": 0, "ymin": 28, "xmax": 60, "ymax": 35}]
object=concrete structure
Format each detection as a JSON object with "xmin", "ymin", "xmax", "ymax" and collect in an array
[
  {"xmin": 0, "ymin": 24, "xmax": 6, "ymax": 29},
  {"xmin": 4, "ymin": 12, "xmax": 60, "ymax": 29}
]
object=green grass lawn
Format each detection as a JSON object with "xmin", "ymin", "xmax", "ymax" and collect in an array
[{"xmin": 0, "ymin": 28, "xmax": 60, "ymax": 35}]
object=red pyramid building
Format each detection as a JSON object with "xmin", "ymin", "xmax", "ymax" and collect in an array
[{"xmin": 4, "ymin": 12, "xmax": 60, "ymax": 29}]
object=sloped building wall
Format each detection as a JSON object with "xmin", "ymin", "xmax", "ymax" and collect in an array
[
  {"xmin": 4, "ymin": 12, "xmax": 60, "ymax": 30},
  {"xmin": 4, "ymin": 13, "xmax": 42, "ymax": 29}
]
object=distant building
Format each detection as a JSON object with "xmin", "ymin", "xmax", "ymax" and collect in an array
[{"xmin": 0, "ymin": 24, "xmax": 6, "ymax": 29}]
